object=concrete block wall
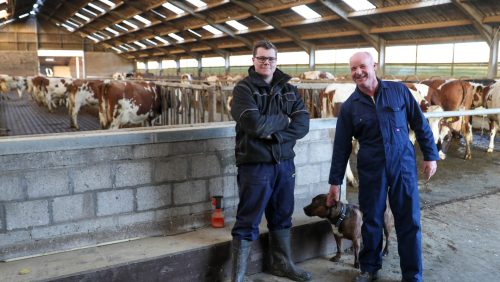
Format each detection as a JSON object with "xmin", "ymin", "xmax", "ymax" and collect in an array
[{"xmin": 0, "ymin": 120, "xmax": 338, "ymax": 260}]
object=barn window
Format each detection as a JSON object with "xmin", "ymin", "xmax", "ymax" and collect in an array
[
  {"xmin": 291, "ymin": 5, "xmax": 321, "ymax": 20},
  {"xmin": 341, "ymin": 0, "xmax": 375, "ymax": 11}
]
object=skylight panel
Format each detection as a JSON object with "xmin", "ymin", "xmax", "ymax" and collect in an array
[
  {"xmin": 119, "ymin": 45, "xmax": 129, "ymax": 51},
  {"xmin": 88, "ymin": 3, "xmax": 106, "ymax": 14},
  {"xmin": 188, "ymin": 29, "xmax": 202, "ymax": 37},
  {"xmin": 19, "ymin": 13, "xmax": 30, "ymax": 19},
  {"xmin": 133, "ymin": 15, "xmax": 151, "ymax": 26},
  {"xmin": 61, "ymin": 23, "xmax": 75, "ymax": 32},
  {"xmin": 341, "ymin": 0, "xmax": 375, "ymax": 11},
  {"xmin": 291, "ymin": 5, "xmax": 321, "ymax": 19},
  {"xmin": 114, "ymin": 23, "xmax": 128, "ymax": 31},
  {"xmin": 75, "ymin": 12, "xmax": 90, "ymax": 22},
  {"xmin": 134, "ymin": 41, "xmax": 147, "ymax": 49},
  {"xmin": 82, "ymin": 7, "xmax": 98, "ymax": 17},
  {"xmin": 122, "ymin": 20, "xmax": 138, "ymax": 29},
  {"xmin": 186, "ymin": 0, "xmax": 206, "ymax": 8},
  {"xmin": 203, "ymin": 25, "xmax": 222, "ymax": 35},
  {"xmin": 87, "ymin": 35, "xmax": 100, "ymax": 42},
  {"xmin": 0, "ymin": 0, "xmax": 7, "ymax": 4},
  {"xmin": 145, "ymin": 38, "xmax": 158, "ymax": 46},
  {"xmin": 226, "ymin": 20, "xmax": 247, "ymax": 31},
  {"xmin": 111, "ymin": 46, "xmax": 122, "ymax": 53},
  {"xmin": 168, "ymin": 33, "xmax": 184, "ymax": 42},
  {"xmin": 154, "ymin": 36, "xmax": 170, "ymax": 45},
  {"xmin": 98, "ymin": 0, "xmax": 115, "ymax": 8},
  {"xmin": 162, "ymin": 2, "xmax": 184, "ymax": 14},
  {"xmin": 105, "ymin": 27, "xmax": 119, "ymax": 36}
]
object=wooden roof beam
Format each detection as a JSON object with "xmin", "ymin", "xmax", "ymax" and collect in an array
[
  {"xmin": 229, "ymin": 0, "xmax": 314, "ymax": 53},
  {"xmin": 451, "ymin": 0, "xmax": 493, "ymax": 43},
  {"xmin": 168, "ymin": 0, "xmax": 254, "ymax": 50},
  {"xmin": 318, "ymin": 0, "xmax": 380, "ymax": 50}
]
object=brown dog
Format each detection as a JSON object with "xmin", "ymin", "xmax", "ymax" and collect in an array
[{"xmin": 303, "ymin": 194, "xmax": 393, "ymax": 268}]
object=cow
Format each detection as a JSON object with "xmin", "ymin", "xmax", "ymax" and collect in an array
[
  {"xmin": 67, "ymin": 79, "xmax": 103, "ymax": 130},
  {"xmin": 0, "ymin": 77, "xmax": 9, "ymax": 95},
  {"xmin": 30, "ymin": 75, "xmax": 49, "ymax": 106},
  {"xmin": 433, "ymin": 80, "xmax": 475, "ymax": 160},
  {"xmin": 99, "ymin": 80, "xmax": 162, "ymax": 129},
  {"xmin": 112, "ymin": 72, "xmax": 126, "ymax": 80},
  {"xmin": 299, "ymin": 70, "xmax": 336, "ymax": 81},
  {"xmin": 485, "ymin": 81, "xmax": 500, "ymax": 153}
]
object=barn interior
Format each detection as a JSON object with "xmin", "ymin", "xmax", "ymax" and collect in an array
[{"xmin": 1, "ymin": 1, "xmax": 500, "ymax": 281}]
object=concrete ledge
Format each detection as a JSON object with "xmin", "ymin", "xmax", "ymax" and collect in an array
[{"xmin": 1, "ymin": 217, "xmax": 349, "ymax": 282}]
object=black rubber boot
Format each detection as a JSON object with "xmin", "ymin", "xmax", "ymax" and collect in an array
[
  {"xmin": 268, "ymin": 229, "xmax": 312, "ymax": 281},
  {"xmin": 231, "ymin": 238, "xmax": 251, "ymax": 282}
]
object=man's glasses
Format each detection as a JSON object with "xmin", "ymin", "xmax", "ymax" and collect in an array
[{"xmin": 254, "ymin": 56, "xmax": 277, "ymax": 63}]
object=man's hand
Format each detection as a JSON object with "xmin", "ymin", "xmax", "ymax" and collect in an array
[
  {"xmin": 422, "ymin": 160, "xmax": 437, "ymax": 181},
  {"xmin": 327, "ymin": 185, "xmax": 340, "ymax": 207}
]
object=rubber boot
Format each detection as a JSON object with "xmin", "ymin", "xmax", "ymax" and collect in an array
[
  {"xmin": 231, "ymin": 238, "xmax": 251, "ymax": 282},
  {"xmin": 268, "ymin": 229, "xmax": 312, "ymax": 281}
]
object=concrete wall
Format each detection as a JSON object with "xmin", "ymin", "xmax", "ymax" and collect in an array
[
  {"xmin": 0, "ymin": 119, "xmax": 339, "ymax": 261},
  {"xmin": 84, "ymin": 52, "xmax": 134, "ymax": 78}
]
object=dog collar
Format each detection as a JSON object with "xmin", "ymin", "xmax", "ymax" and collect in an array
[{"xmin": 334, "ymin": 204, "xmax": 347, "ymax": 229}]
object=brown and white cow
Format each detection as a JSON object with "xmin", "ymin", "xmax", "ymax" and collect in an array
[
  {"xmin": 432, "ymin": 80, "xmax": 475, "ymax": 159},
  {"xmin": 99, "ymin": 80, "xmax": 162, "ymax": 129},
  {"xmin": 67, "ymin": 79, "xmax": 103, "ymax": 130},
  {"xmin": 30, "ymin": 75, "xmax": 49, "ymax": 106}
]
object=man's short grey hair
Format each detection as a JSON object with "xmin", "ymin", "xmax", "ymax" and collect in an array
[{"xmin": 253, "ymin": 40, "xmax": 278, "ymax": 57}]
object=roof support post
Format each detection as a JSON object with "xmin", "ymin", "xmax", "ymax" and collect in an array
[
  {"xmin": 225, "ymin": 53, "xmax": 230, "ymax": 75},
  {"xmin": 377, "ymin": 39, "xmax": 386, "ymax": 77},
  {"xmin": 487, "ymin": 29, "xmax": 499, "ymax": 79},
  {"xmin": 309, "ymin": 46, "xmax": 315, "ymax": 71},
  {"xmin": 176, "ymin": 59, "xmax": 180, "ymax": 76},
  {"xmin": 197, "ymin": 58, "xmax": 202, "ymax": 78}
]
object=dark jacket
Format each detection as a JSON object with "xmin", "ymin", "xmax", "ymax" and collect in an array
[{"xmin": 231, "ymin": 66, "xmax": 310, "ymax": 165}]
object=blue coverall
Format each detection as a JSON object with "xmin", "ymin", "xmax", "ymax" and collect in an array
[{"xmin": 329, "ymin": 80, "xmax": 439, "ymax": 282}]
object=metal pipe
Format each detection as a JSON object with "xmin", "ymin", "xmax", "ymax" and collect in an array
[{"xmin": 424, "ymin": 108, "xmax": 500, "ymax": 118}]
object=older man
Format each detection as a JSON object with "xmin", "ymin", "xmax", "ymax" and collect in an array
[{"xmin": 327, "ymin": 52, "xmax": 438, "ymax": 282}]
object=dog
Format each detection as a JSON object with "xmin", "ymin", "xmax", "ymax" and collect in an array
[{"xmin": 303, "ymin": 194, "xmax": 393, "ymax": 268}]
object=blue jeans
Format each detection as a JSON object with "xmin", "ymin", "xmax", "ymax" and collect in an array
[{"xmin": 231, "ymin": 159, "xmax": 296, "ymax": 241}]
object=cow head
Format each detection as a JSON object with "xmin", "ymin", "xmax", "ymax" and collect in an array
[{"xmin": 0, "ymin": 78, "xmax": 8, "ymax": 93}]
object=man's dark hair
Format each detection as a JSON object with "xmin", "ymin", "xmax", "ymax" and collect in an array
[{"xmin": 252, "ymin": 40, "xmax": 278, "ymax": 57}]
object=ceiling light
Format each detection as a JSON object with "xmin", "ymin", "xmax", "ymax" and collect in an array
[
  {"xmin": 145, "ymin": 38, "xmax": 157, "ymax": 45},
  {"xmin": 134, "ymin": 41, "xmax": 147, "ymax": 49},
  {"xmin": 122, "ymin": 20, "xmax": 138, "ymax": 29},
  {"xmin": 98, "ymin": 0, "xmax": 115, "ymax": 8},
  {"xmin": 119, "ymin": 45, "xmax": 129, "ymax": 51},
  {"xmin": 151, "ymin": 9, "xmax": 166, "ymax": 19},
  {"xmin": 45, "ymin": 58, "xmax": 55, "ymax": 62},
  {"xmin": 61, "ymin": 23, "xmax": 75, "ymax": 32},
  {"xmin": 92, "ymin": 33, "xmax": 105, "ymax": 40},
  {"xmin": 0, "ymin": 18, "xmax": 14, "ymax": 26},
  {"xmin": 87, "ymin": 35, "xmax": 100, "ymax": 42},
  {"xmin": 162, "ymin": 2, "xmax": 184, "ymax": 14},
  {"xmin": 133, "ymin": 15, "xmax": 151, "ymax": 26},
  {"xmin": 105, "ymin": 27, "xmax": 119, "ymax": 35},
  {"xmin": 124, "ymin": 44, "xmax": 136, "ymax": 50},
  {"xmin": 291, "ymin": 5, "xmax": 321, "ymax": 19},
  {"xmin": 88, "ymin": 3, "xmax": 105, "ymax": 14},
  {"xmin": 19, "ymin": 13, "xmax": 30, "ymax": 19},
  {"xmin": 154, "ymin": 36, "xmax": 169, "ymax": 45},
  {"xmin": 226, "ymin": 20, "xmax": 247, "ymax": 31},
  {"xmin": 341, "ymin": 0, "xmax": 376, "ymax": 11},
  {"xmin": 186, "ymin": 0, "xmax": 207, "ymax": 8},
  {"xmin": 111, "ymin": 46, "xmax": 122, "ymax": 53},
  {"xmin": 65, "ymin": 20, "xmax": 80, "ymax": 28},
  {"xmin": 188, "ymin": 29, "xmax": 202, "ymax": 37},
  {"xmin": 168, "ymin": 33, "xmax": 184, "ymax": 42},
  {"xmin": 114, "ymin": 23, "xmax": 128, "ymax": 31},
  {"xmin": 82, "ymin": 8, "xmax": 98, "ymax": 17},
  {"xmin": 75, "ymin": 12, "xmax": 90, "ymax": 22},
  {"xmin": 202, "ymin": 25, "xmax": 222, "ymax": 35}
]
